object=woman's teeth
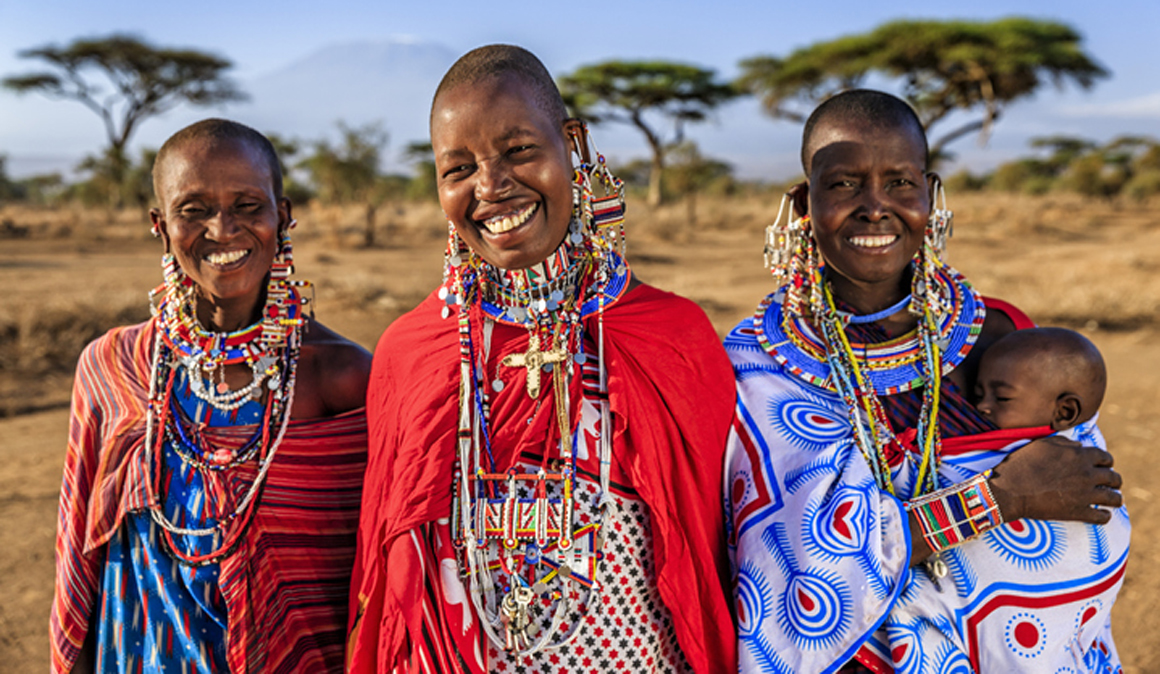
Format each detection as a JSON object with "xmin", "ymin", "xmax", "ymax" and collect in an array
[
  {"xmin": 848, "ymin": 235, "xmax": 898, "ymax": 248},
  {"xmin": 481, "ymin": 204, "xmax": 537, "ymax": 234},
  {"xmin": 205, "ymin": 249, "xmax": 249, "ymax": 265}
]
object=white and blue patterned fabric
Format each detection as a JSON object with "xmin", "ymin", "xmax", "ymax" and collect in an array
[{"xmin": 724, "ymin": 301, "xmax": 1130, "ymax": 674}]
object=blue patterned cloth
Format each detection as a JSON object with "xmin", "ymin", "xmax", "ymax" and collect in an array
[
  {"xmin": 95, "ymin": 371, "xmax": 261, "ymax": 673},
  {"xmin": 724, "ymin": 298, "xmax": 1130, "ymax": 674}
]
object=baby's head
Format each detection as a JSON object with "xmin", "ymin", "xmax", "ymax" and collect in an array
[{"xmin": 975, "ymin": 327, "xmax": 1106, "ymax": 431}]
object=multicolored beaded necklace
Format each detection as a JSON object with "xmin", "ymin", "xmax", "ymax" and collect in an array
[
  {"xmin": 755, "ymin": 261, "xmax": 985, "ymax": 498},
  {"xmin": 142, "ymin": 236, "xmax": 310, "ymax": 567},
  {"xmin": 445, "ymin": 136, "xmax": 629, "ymax": 657}
]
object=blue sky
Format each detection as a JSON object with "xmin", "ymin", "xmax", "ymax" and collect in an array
[{"xmin": 1, "ymin": 0, "xmax": 1157, "ymax": 180}]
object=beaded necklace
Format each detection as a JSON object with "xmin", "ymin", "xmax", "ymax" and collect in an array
[
  {"xmin": 817, "ymin": 284, "xmax": 941, "ymax": 497},
  {"xmin": 142, "ymin": 246, "xmax": 309, "ymax": 567},
  {"xmin": 755, "ymin": 262, "xmax": 984, "ymax": 396},
  {"xmin": 755, "ymin": 262, "xmax": 984, "ymax": 498},
  {"xmin": 445, "ymin": 138, "xmax": 629, "ymax": 657}
]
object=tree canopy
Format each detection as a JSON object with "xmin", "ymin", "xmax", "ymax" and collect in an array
[
  {"xmin": 3, "ymin": 34, "xmax": 245, "ymax": 199},
  {"xmin": 299, "ymin": 122, "xmax": 394, "ymax": 247},
  {"xmin": 559, "ymin": 61, "xmax": 737, "ymax": 206},
  {"xmin": 737, "ymin": 18, "xmax": 1108, "ymax": 160}
]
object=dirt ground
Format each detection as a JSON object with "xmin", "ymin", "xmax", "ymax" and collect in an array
[{"xmin": 2, "ymin": 193, "xmax": 1158, "ymax": 671}]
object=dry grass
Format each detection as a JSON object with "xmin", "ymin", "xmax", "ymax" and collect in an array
[
  {"xmin": 2, "ymin": 193, "xmax": 1160, "ymax": 671},
  {"xmin": 941, "ymin": 192, "xmax": 1160, "ymax": 329},
  {"xmin": 3, "ymin": 193, "xmax": 1159, "ymax": 411}
]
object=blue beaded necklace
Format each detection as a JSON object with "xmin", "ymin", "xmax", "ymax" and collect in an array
[{"xmin": 844, "ymin": 294, "xmax": 913, "ymax": 324}]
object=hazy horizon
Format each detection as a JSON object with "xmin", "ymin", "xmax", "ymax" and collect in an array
[{"xmin": 2, "ymin": 1, "xmax": 1158, "ymax": 182}]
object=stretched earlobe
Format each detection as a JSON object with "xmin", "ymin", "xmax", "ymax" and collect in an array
[
  {"xmin": 149, "ymin": 208, "xmax": 164, "ymax": 240},
  {"xmin": 789, "ymin": 182, "xmax": 809, "ymax": 218},
  {"xmin": 564, "ymin": 119, "xmax": 590, "ymax": 164},
  {"xmin": 926, "ymin": 172, "xmax": 943, "ymax": 199}
]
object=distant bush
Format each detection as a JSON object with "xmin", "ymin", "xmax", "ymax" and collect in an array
[
  {"xmin": 990, "ymin": 160, "xmax": 1049, "ymax": 193},
  {"xmin": 1134, "ymin": 145, "xmax": 1160, "ymax": 172},
  {"xmin": 0, "ymin": 298, "xmax": 148, "ymax": 376},
  {"xmin": 943, "ymin": 170, "xmax": 988, "ymax": 193},
  {"xmin": 1060, "ymin": 154, "xmax": 1126, "ymax": 198},
  {"xmin": 1022, "ymin": 176, "xmax": 1055, "ymax": 195},
  {"xmin": 1124, "ymin": 169, "xmax": 1160, "ymax": 201}
]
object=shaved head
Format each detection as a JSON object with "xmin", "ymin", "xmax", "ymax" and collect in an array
[
  {"xmin": 801, "ymin": 90, "xmax": 928, "ymax": 174},
  {"xmin": 984, "ymin": 327, "xmax": 1107, "ymax": 426},
  {"xmin": 431, "ymin": 44, "xmax": 568, "ymax": 128},
  {"xmin": 153, "ymin": 118, "xmax": 283, "ymax": 203}
]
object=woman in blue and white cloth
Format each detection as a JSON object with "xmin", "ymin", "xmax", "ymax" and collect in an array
[{"xmin": 726, "ymin": 90, "xmax": 1129, "ymax": 674}]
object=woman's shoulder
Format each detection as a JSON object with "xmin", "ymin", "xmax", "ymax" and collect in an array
[
  {"xmin": 78, "ymin": 320, "xmax": 155, "ymax": 371},
  {"xmin": 297, "ymin": 319, "xmax": 373, "ymax": 417},
  {"xmin": 611, "ymin": 281, "xmax": 718, "ymax": 335},
  {"xmin": 948, "ymin": 296, "xmax": 1026, "ymax": 392},
  {"xmin": 977, "ymin": 295, "xmax": 1029, "ymax": 350},
  {"xmin": 982, "ymin": 296, "xmax": 1034, "ymax": 331}
]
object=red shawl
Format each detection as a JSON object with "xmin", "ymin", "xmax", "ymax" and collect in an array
[
  {"xmin": 51, "ymin": 321, "xmax": 367, "ymax": 674},
  {"xmin": 348, "ymin": 283, "xmax": 737, "ymax": 673}
]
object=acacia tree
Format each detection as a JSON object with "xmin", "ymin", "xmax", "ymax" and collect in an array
[
  {"xmin": 559, "ymin": 61, "xmax": 737, "ymax": 206},
  {"xmin": 665, "ymin": 142, "xmax": 732, "ymax": 225},
  {"xmin": 402, "ymin": 141, "xmax": 438, "ymax": 202},
  {"xmin": 299, "ymin": 122, "xmax": 391, "ymax": 247},
  {"xmin": 3, "ymin": 34, "xmax": 245, "ymax": 198},
  {"xmin": 737, "ymin": 18, "xmax": 1108, "ymax": 161}
]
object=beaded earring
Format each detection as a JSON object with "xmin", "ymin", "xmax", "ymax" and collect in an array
[
  {"xmin": 567, "ymin": 122, "xmax": 626, "ymax": 261},
  {"xmin": 764, "ymin": 193, "xmax": 823, "ymax": 318},
  {"xmin": 161, "ymin": 252, "xmax": 184, "ymax": 287},
  {"xmin": 910, "ymin": 178, "xmax": 954, "ymax": 320},
  {"xmin": 927, "ymin": 178, "xmax": 953, "ymax": 258},
  {"xmin": 439, "ymin": 219, "xmax": 477, "ymax": 320},
  {"xmin": 271, "ymin": 219, "xmax": 297, "ymax": 281}
]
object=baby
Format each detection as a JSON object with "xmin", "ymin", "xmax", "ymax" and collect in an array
[{"xmin": 975, "ymin": 326, "xmax": 1106, "ymax": 431}]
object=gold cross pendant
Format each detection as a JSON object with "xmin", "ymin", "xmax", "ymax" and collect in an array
[{"xmin": 502, "ymin": 333, "xmax": 569, "ymax": 398}]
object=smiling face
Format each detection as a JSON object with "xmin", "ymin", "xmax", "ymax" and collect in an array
[
  {"xmin": 431, "ymin": 73, "xmax": 578, "ymax": 270},
  {"xmin": 151, "ymin": 136, "xmax": 289, "ymax": 327},
  {"xmin": 803, "ymin": 117, "xmax": 931, "ymax": 304}
]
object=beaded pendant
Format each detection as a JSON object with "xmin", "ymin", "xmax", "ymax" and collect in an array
[{"xmin": 443, "ymin": 133, "xmax": 630, "ymax": 657}]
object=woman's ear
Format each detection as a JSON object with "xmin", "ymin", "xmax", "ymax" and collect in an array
[
  {"xmin": 788, "ymin": 181, "xmax": 809, "ymax": 218},
  {"xmin": 1051, "ymin": 393, "xmax": 1083, "ymax": 431},
  {"xmin": 563, "ymin": 118, "xmax": 588, "ymax": 163},
  {"xmin": 150, "ymin": 208, "xmax": 170, "ymax": 252},
  {"xmin": 279, "ymin": 197, "xmax": 293, "ymax": 232},
  {"xmin": 926, "ymin": 172, "xmax": 943, "ymax": 199}
]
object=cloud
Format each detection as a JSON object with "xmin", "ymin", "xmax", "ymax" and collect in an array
[{"xmin": 1060, "ymin": 91, "xmax": 1160, "ymax": 119}]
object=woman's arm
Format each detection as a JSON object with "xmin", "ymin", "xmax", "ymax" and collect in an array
[
  {"xmin": 907, "ymin": 434, "xmax": 1123, "ymax": 566},
  {"xmin": 988, "ymin": 434, "xmax": 1123, "ymax": 522}
]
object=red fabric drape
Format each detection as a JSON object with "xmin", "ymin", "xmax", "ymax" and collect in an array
[{"xmin": 348, "ymin": 283, "xmax": 738, "ymax": 673}]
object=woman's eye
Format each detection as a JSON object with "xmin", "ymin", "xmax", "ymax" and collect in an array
[
  {"xmin": 442, "ymin": 164, "xmax": 473, "ymax": 179},
  {"xmin": 179, "ymin": 206, "xmax": 207, "ymax": 218}
]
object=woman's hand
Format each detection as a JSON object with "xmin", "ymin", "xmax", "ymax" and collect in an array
[{"xmin": 988, "ymin": 436, "xmax": 1123, "ymax": 523}]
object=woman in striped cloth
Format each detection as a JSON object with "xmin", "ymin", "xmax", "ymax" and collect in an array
[{"xmin": 51, "ymin": 119, "xmax": 371, "ymax": 673}]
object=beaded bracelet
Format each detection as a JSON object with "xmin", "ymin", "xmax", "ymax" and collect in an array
[{"xmin": 905, "ymin": 470, "xmax": 1004, "ymax": 553}]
